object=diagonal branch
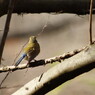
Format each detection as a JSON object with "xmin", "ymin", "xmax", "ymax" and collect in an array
[
  {"xmin": 0, "ymin": 0, "xmax": 16, "ymax": 64},
  {"xmin": 12, "ymin": 43, "xmax": 95, "ymax": 95}
]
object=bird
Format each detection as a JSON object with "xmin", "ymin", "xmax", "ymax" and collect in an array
[{"xmin": 15, "ymin": 36, "xmax": 40, "ymax": 66}]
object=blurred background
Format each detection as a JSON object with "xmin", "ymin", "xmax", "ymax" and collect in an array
[{"xmin": 0, "ymin": 13, "xmax": 95, "ymax": 95}]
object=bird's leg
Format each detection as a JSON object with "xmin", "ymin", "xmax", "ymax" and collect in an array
[
  {"xmin": 26, "ymin": 60, "xmax": 30, "ymax": 67},
  {"xmin": 24, "ymin": 60, "xmax": 30, "ymax": 75},
  {"xmin": 33, "ymin": 59, "xmax": 37, "ymax": 62}
]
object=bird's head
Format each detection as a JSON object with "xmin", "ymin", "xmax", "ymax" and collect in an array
[{"xmin": 29, "ymin": 36, "xmax": 37, "ymax": 43}]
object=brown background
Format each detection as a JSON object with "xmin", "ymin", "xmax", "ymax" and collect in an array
[{"xmin": 0, "ymin": 13, "xmax": 95, "ymax": 95}]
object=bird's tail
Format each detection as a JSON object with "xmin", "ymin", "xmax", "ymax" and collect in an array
[{"xmin": 15, "ymin": 53, "xmax": 27, "ymax": 66}]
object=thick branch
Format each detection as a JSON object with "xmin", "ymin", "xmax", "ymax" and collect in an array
[
  {"xmin": 12, "ymin": 44, "xmax": 95, "ymax": 95},
  {"xmin": 0, "ymin": 0, "xmax": 95, "ymax": 17}
]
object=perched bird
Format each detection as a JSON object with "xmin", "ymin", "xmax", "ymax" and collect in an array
[{"xmin": 15, "ymin": 36, "xmax": 40, "ymax": 66}]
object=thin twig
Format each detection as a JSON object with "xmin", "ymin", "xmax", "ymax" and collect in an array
[
  {"xmin": 13, "ymin": 40, "xmax": 28, "ymax": 64},
  {"xmin": 37, "ymin": 14, "xmax": 50, "ymax": 36},
  {"xmin": 0, "ymin": 71, "xmax": 11, "ymax": 88},
  {"xmin": 0, "ymin": 0, "xmax": 16, "ymax": 64},
  {"xmin": 0, "ymin": 38, "xmax": 35, "ymax": 88},
  {"xmin": 89, "ymin": 0, "xmax": 93, "ymax": 44}
]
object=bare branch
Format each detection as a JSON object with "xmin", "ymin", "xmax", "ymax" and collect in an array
[
  {"xmin": 0, "ymin": 47, "xmax": 85, "ymax": 73},
  {"xmin": 89, "ymin": 0, "xmax": 93, "ymax": 44}
]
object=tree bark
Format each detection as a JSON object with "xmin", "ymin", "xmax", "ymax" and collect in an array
[
  {"xmin": 0, "ymin": 0, "xmax": 95, "ymax": 17},
  {"xmin": 12, "ymin": 44, "xmax": 95, "ymax": 95}
]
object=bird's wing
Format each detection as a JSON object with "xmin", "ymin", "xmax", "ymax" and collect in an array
[{"xmin": 23, "ymin": 43, "xmax": 34, "ymax": 54}]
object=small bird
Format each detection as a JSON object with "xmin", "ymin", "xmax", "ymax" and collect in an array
[{"xmin": 15, "ymin": 36, "xmax": 40, "ymax": 66}]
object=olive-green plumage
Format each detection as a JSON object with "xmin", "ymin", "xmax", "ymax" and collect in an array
[{"xmin": 15, "ymin": 36, "xmax": 40, "ymax": 66}]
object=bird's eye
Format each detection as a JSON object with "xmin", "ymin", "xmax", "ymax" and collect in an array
[
  {"xmin": 33, "ymin": 36, "xmax": 36, "ymax": 39},
  {"xmin": 32, "ymin": 37, "xmax": 36, "ymax": 42}
]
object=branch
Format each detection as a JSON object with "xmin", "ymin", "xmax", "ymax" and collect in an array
[
  {"xmin": 12, "ymin": 43, "xmax": 95, "ymax": 95},
  {"xmin": 0, "ymin": 0, "xmax": 16, "ymax": 64},
  {"xmin": 89, "ymin": 0, "xmax": 93, "ymax": 44},
  {"xmin": 0, "ymin": 47, "xmax": 85, "ymax": 73},
  {"xmin": 0, "ymin": 0, "xmax": 95, "ymax": 17}
]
